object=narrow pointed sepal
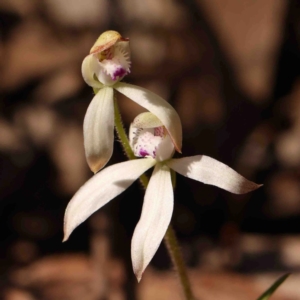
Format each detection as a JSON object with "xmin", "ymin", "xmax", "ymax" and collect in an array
[
  {"xmin": 84, "ymin": 86, "xmax": 114, "ymax": 173},
  {"xmin": 114, "ymin": 82, "xmax": 182, "ymax": 153},
  {"xmin": 63, "ymin": 158, "xmax": 156, "ymax": 242},
  {"xmin": 166, "ymin": 155, "xmax": 262, "ymax": 194},
  {"xmin": 131, "ymin": 163, "xmax": 173, "ymax": 281}
]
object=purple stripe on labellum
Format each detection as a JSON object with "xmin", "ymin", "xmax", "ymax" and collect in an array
[
  {"xmin": 139, "ymin": 149, "xmax": 149, "ymax": 157},
  {"xmin": 112, "ymin": 68, "xmax": 127, "ymax": 80}
]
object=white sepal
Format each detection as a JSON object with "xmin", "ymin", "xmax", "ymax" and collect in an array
[
  {"xmin": 114, "ymin": 82, "xmax": 182, "ymax": 153},
  {"xmin": 63, "ymin": 158, "xmax": 156, "ymax": 241},
  {"xmin": 131, "ymin": 163, "xmax": 173, "ymax": 281},
  {"xmin": 81, "ymin": 54, "xmax": 103, "ymax": 88},
  {"xmin": 166, "ymin": 155, "xmax": 261, "ymax": 194},
  {"xmin": 155, "ymin": 132, "xmax": 175, "ymax": 162},
  {"xmin": 83, "ymin": 86, "xmax": 114, "ymax": 173}
]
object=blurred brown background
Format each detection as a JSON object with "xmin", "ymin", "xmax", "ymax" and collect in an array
[{"xmin": 1, "ymin": 0, "xmax": 300, "ymax": 299}]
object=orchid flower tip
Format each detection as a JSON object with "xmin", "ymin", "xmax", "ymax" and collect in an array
[
  {"xmin": 241, "ymin": 182, "xmax": 263, "ymax": 194},
  {"xmin": 62, "ymin": 235, "xmax": 69, "ymax": 243},
  {"xmin": 135, "ymin": 273, "xmax": 142, "ymax": 282},
  {"xmin": 174, "ymin": 145, "xmax": 182, "ymax": 154}
]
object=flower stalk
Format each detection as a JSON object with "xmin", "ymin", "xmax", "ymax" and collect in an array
[
  {"xmin": 113, "ymin": 98, "xmax": 194, "ymax": 300},
  {"xmin": 113, "ymin": 97, "xmax": 149, "ymax": 188},
  {"xmin": 164, "ymin": 226, "xmax": 194, "ymax": 300},
  {"xmin": 113, "ymin": 97, "xmax": 136, "ymax": 161}
]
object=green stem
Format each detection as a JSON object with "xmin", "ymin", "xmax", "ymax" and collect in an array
[
  {"xmin": 113, "ymin": 96, "xmax": 194, "ymax": 300},
  {"xmin": 164, "ymin": 226, "xmax": 194, "ymax": 300},
  {"xmin": 113, "ymin": 97, "xmax": 149, "ymax": 188}
]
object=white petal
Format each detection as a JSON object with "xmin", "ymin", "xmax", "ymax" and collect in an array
[
  {"xmin": 155, "ymin": 133, "xmax": 175, "ymax": 161},
  {"xmin": 166, "ymin": 155, "xmax": 262, "ymax": 194},
  {"xmin": 81, "ymin": 54, "xmax": 103, "ymax": 88},
  {"xmin": 64, "ymin": 158, "xmax": 156, "ymax": 241},
  {"xmin": 114, "ymin": 82, "xmax": 182, "ymax": 152},
  {"xmin": 84, "ymin": 86, "xmax": 114, "ymax": 173},
  {"xmin": 131, "ymin": 163, "xmax": 173, "ymax": 281}
]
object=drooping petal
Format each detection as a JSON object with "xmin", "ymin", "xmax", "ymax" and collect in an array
[
  {"xmin": 166, "ymin": 155, "xmax": 262, "ymax": 194},
  {"xmin": 64, "ymin": 158, "xmax": 156, "ymax": 242},
  {"xmin": 83, "ymin": 86, "xmax": 114, "ymax": 173},
  {"xmin": 114, "ymin": 82, "xmax": 182, "ymax": 153},
  {"xmin": 131, "ymin": 163, "xmax": 173, "ymax": 281},
  {"xmin": 81, "ymin": 54, "xmax": 103, "ymax": 88}
]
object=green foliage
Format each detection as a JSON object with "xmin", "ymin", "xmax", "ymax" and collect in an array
[{"xmin": 257, "ymin": 273, "xmax": 290, "ymax": 300}]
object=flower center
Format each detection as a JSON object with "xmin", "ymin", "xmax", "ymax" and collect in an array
[
  {"xmin": 95, "ymin": 42, "xmax": 131, "ymax": 85},
  {"xmin": 97, "ymin": 48, "xmax": 114, "ymax": 61},
  {"xmin": 129, "ymin": 125, "xmax": 174, "ymax": 161}
]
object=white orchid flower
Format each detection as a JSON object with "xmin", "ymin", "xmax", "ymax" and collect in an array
[
  {"xmin": 82, "ymin": 30, "xmax": 182, "ymax": 173},
  {"xmin": 64, "ymin": 112, "xmax": 261, "ymax": 281}
]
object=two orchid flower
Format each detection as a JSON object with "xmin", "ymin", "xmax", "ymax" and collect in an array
[{"xmin": 63, "ymin": 31, "xmax": 260, "ymax": 281}]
